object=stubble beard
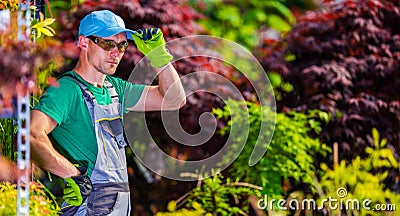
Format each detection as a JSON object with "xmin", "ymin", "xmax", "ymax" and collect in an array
[{"xmin": 94, "ymin": 62, "xmax": 117, "ymax": 76}]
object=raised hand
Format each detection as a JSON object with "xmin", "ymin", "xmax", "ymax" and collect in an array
[{"xmin": 132, "ymin": 28, "xmax": 173, "ymax": 68}]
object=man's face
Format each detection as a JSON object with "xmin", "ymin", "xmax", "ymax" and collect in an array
[{"xmin": 87, "ymin": 32, "xmax": 128, "ymax": 75}]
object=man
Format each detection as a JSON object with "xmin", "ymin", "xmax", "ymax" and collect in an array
[{"xmin": 30, "ymin": 10, "xmax": 185, "ymax": 215}]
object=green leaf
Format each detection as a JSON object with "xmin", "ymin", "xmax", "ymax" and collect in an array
[
  {"xmin": 264, "ymin": 1, "xmax": 296, "ymax": 25},
  {"xmin": 318, "ymin": 111, "xmax": 330, "ymax": 124},
  {"xmin": 216, "ymin": 5, "xmax": 241, "ymax": 26},
  {"xmin": 365, "ymin": 147, "xmax": 373, "ymax": 154},
  {"xmin": 31, "ymin": 21, "xmax": 44, "ymax": 29},
  {"xmin": 267, "ymin": 14, "xmax": 292, "ymax": 33},
  {"xmin": 44, "ymin": 25, "xmax": 56, "ymax": 34},
  {"xmin": 167, "ymin": 201, "xmax": 176, "ymax": 212},
  {"xmin": 42, "ymin": 18, "xmax": 55, "ymax": 26},
  {"xmin": 268, "ymin": 72, "xmax": 282, "ymax": 87},
  {"xmin": 379, "ymin": 138, "xmax": 387, "ymax": 148},
  {"xmin": 40, "ymin": 27, "xmax": 54, "ymax": 37},
  {"xmin": 284, "ymin": 52, "xmax": 296, "ymax": 62},
  {"xmin": 244, "ymin": 8, "xmax": 268, "ymax": 22},
  {"xmin": 372, "ymin": 128, "xmax": 379, "ymax": 147},
  {"xmin": 281, "ymin": 83, "xmax": 293, "ymax": 92},
  {"xmin": 35, "ymin": 30, "xmax": 42, "ymax": 38}
]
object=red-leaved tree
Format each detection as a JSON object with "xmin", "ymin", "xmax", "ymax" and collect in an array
[{"xmin": 258, "ymin": 0, "xmax": 400, "ymax": 189}]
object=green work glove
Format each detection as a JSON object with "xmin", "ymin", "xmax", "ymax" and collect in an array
[
  {"xmin": 131, "ymin": 28, "xmax": 173, "ymax": 68},
  {"xmin": 63, "ymin": 166, "xmax": 92, "ymax": 206}
]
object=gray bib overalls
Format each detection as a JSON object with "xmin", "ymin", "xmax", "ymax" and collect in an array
[{"xmin": 61, "ymin": 75, "xmax": 131, "ymax": 216}]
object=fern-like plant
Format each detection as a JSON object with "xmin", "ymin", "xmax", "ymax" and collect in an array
[
  {"xmin": 213, "ymin": 100, "xmax": 331, "ymax": 198},
  {"xmin": 0, "ymin": 182, "xmax": 60, "ymax": 215},
  {"xmin": 316, "ymin": 128, "xmax": 399, "ymax": 215},
  {"xmin": 164, "ymin": 172, "xmax": 262, "ymax": 216}
]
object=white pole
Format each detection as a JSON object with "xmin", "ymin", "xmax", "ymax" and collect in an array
[{"xmin": 16, "ymin": 3, "xmax": 31, "ymax": 216}]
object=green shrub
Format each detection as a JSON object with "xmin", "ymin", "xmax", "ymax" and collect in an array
[
  {"xmin": 214, "ymin": 100, "xmax": 330, "ymax": 197},
  {"xmin": 0, "ymin": 119, "xmax": 16, "ymax": 160},
  {"xmin": 161, "ymin": 172, "xmax": 262, "ymax": 216},
  {"xmin": 155, "ymin": 201, "xmax": 212, "ymax": 216},
  {"xmin": 0, "ymin": 182, "xmax": 60, "ymax": 215},
  {"xmin": 190, "ymin": 0, "xmax": 297, "ymax": 49},
  {"xmin": 317, "ymin": 128, "xmax": 399, "ymax": 215}
]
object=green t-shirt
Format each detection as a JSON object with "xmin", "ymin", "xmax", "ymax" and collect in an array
[{"xmin": 33, "ymin": 71, "xmax": 145, "ymax": 177}]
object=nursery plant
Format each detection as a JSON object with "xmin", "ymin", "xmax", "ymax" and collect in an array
[
  {"xmin": 157, "ymin": 100, "xmax": 331, "ymax": 215},
  {"xmin": 155, "ymin": 201, "xmax": 211, "ymax": 216},
  {"xmin": 316, "ymin": 128, "xmax": 399, "ymax": 215},
  {"xmin": 213, "ymin": 100, "xmax": 331, "ymax": 199},
  {"xmin": 0, "ymin": 182, "xmax": 60, "ymax": 215},
  {"xmin": 156, "ymin": 172, "xmax": 262, "ymax": 216}
]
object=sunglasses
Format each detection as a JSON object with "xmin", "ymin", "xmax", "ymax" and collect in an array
[{"xmin": 87, "ymin": 36, "xmax": 128, "ymax": 53}]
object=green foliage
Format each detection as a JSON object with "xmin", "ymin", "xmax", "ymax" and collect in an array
[
  {"xmin": 318, "ymin": 128, "xmax": 399, "ymax": 215},
  {"xmin": 173, "ymin": 172, "xmax": 262, "ymax": 216},
  {"xmin": 0, "ymin": 11, "xmax": 63, "ymax": 156},
  {"xmin": 214, "ymin": 100, "xmax": 330, "ymax": 197},
  {"xmin": 43, "ymin": 0, "xmax": 77, "ymax": 23},
  {"xmin": 0, "ymin": 118, "xmax": 15, "ymax": 160},
  {"xmin": 190, "ymin": 0, "xmax": 296, "ymax": 49},
  {"xmin": 30, "ymin": 13, "xmax": 56, "ymax": 39},
  {"xmin": 267, "ymin": 71, "xmax": 293, "ymax": 101},
  {"xmin": 36, "ymin": 63, "xmax": 59, "ymax": 92},
  {"xmin": 155, "ymin": 201, "xmax": 212, "ymax": 216},
  {"xmin": 0, "ymin": 182, "xmax": 60, "ymax": 215},
  {"xmin": 0, "ymin": 0, "xmax": 56, "ymax": 39}
]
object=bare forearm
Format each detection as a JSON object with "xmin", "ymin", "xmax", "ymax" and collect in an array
[
  {"xmin": 156, "ymin": 63, "xmax": 186, "ymax": 109},
  {"xmin": 31, "ymin": 131, "xmax": 79, "ymax": 178}
]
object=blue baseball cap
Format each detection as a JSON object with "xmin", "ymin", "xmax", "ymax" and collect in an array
[{"xmin": 78, "ymin": 10, "xmax": 134, "ymax": 40}]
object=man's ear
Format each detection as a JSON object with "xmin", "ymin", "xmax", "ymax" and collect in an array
[{"xmin": 78, "ymin": 35, "xmax": 89, "ymax": 50}]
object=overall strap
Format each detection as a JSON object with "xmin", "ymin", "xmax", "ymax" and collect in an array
[
  {"xmin": 59, "ymin": 74, "xmax": 119, "ymax": 118},
  {"xmin": 59, "ymin": 74, "xmax": 121, "ymax": 108},
  {"xmin": 104, "ymin": 80, "xmax": 119, "ymax": 104},
  {"xmin": 60, "ymin": 74, "xmax": 96, "ymax": 124}
]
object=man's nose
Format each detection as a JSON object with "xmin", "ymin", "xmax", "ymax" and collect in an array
[{"xmin": 110, "ymin": 47, "xmax": 120, "ymax": 57}]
